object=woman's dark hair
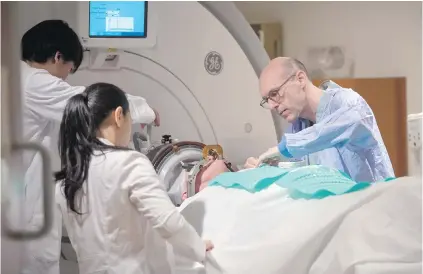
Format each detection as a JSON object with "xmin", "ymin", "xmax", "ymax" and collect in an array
[
  {"xmin": 21, "ymin": 20, "xmax": 84, "ymax": 73},
  {"xmin": 54, "ymin": 83, "xmax": 131, "ymax": 214}
]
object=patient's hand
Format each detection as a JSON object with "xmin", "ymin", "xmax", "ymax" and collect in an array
[{"xmin": 244, "ymin": 157, "xmax": 259, "ymax": 169}]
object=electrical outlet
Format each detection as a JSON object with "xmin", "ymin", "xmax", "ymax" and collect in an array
[
  {"xmin": 407, "ymin": 113, "xmax": 422, "ymax": 150},
  {"xmin": 408, "ymin": 130, "xmax": 421, "ymax": 150}
]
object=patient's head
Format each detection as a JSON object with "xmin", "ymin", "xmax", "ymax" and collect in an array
[
  {"xmin": 182, "ymin": 158, "xmax": 236, "ymax": 201},
  {"xmin": 199, "ymin": 159, "xmax": 232, "ymax": 185}
]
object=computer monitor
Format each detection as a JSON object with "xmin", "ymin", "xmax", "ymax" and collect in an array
[{"xmin": 89, "ymin": 1, "xmax": 148, "ymax": 38}]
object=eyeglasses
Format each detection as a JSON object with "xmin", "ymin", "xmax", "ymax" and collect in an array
[{"xmin": 260, "ymin": 74, "xmax": 295, "ymax": 109}]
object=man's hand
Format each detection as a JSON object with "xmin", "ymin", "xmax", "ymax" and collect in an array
[
  {"xmin": 244, "ymin": 146, "xmax": 281, "ymax": 169},
  {"xmin": 153, "ymin": 108, "xmax": 160, "ymax": 126},
  {"xmin": 244, "ymin": 157, "xmax": 259, "ymax": 169},
  {"xmin": 256, "ymin": 146, "xmax": 281, "ymax": 167}
]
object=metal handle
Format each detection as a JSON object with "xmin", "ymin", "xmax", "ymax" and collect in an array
[
  {"xmin": 132, "ymin": 132, "xmax": 147, "ymax": 152},
  {"xmin": 186, "ymin": 161, "xmax": 206, "ymax": 198},
  {"xmin": 139, "ymin": 124, "xmax": 153, "ymax": 144},
  {"xmin": 2, "ymin": 142, "xmax": 53, "ymax": 240},
  {"xmin": 146, "ymin": 124, "xmax": 153, "ymax": 145},
  {"xmin": 134, "ymin": 124, "xmax": 154, "ymax": 153},
  {"xmin": 180, "ymin": 161, "xmax": 196, "ymax": 171}
]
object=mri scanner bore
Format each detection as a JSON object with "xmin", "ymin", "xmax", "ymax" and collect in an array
[{"xmin": 14, "ymin": 0, "xmax": 421, "ymax": 273}]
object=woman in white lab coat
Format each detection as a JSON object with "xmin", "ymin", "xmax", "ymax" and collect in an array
[
  {"xmin": 20, "ymin": 20, "xmax": 161, "ymax": 274},
  {"xmin": 54, "ymin": 82, "xmax": 213, "ymax": 273}
]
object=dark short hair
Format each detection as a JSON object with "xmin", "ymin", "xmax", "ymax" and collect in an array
[{"xmin": 21, "ymin": 20, "xmax": 83, "ymax": 73}]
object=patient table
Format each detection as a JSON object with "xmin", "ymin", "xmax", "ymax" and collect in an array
[{"xmin": 145, "ymin": 175, "xmax": 422, "ymax": 274}]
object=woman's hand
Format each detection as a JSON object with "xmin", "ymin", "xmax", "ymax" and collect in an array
[
  {"xmin": 152, "ymin": 108, "xmax": 160, "ymax": 126},
  {"xmin": 204, "ymin": 240, "xmax": 214, "ymax": 252}
]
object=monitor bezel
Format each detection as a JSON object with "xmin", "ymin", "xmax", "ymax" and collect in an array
[{"xmin": 88, "ymin": 1, "xmax": 148, "ymax": 39}]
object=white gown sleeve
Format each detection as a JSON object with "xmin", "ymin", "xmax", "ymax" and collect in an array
[
  {"xmin": 25, "ymin": 70, "xmax": 156, "ymax": 124},
  {"xmin": 121, "ymin": 151, "xmax": 206, "ymax": 262},
  {"xmin": 25, "ymin": 69, "xmax": 85, "ymax": 122},
  {"xmin": 125, "ymin": 93, "xmax": 156, "ymax": 124}
]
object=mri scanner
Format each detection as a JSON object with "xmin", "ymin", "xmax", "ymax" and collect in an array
[
  {"xmin": 62, "ymin": 0, "xmax": 286, "ymax": 208},
  {"xmin": 29, "ymin": 1, "xmax": 286, "ymax": 272},
  {"xmin": 4, "ymin": 1, "xmax": 421, "ymax": 274},
  {"xmin": 68, "ymin": 0, "xmax": 281, "ymax": 158}
]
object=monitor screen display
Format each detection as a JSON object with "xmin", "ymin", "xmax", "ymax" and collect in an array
[{"xmin": 89, "ymin": 1, "xmax": 148, "ymax": 38}]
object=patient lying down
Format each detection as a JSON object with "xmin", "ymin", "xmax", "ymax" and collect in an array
[
  {"xmin": 163, "ymin": 163, "xmax": 419, "ymax": 274},
  {"xmin": 182, "ymin": 156, "xmax": 388, "ymax": 202}
]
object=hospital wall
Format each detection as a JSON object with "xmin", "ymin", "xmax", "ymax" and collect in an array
[
  {"xmin": 235, "ymin": 1, "xmax": 422, "ymax": 115},
  {"xmin": 236, "ymin": 1, "xmax": 422, "ymax": 176}
]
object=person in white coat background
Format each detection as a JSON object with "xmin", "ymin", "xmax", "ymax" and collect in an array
[
  {"xmin": 20, "ymin": 20, "xmax": 160, "ymax": 274},
  {"xmin": 54, "ymin": 82, "xmax": 213, "ymax": 273}
]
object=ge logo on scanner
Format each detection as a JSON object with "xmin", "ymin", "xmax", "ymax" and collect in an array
[{"xmin": 204, "ymin": 51, "xmax": 224, "ymax": 75}]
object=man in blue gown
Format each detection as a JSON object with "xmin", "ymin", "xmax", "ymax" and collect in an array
[{"xmin": 245, "ymin": 57, "xmax": 394, "ymax": 182}]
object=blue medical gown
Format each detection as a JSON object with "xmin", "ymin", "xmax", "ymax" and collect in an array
[{"xmin": 278, "ymin": 81, "xmax": 395, "ymax": 182}]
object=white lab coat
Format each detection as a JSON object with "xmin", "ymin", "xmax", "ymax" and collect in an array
[
  {"xmin": 56, "ymin": 138, "xmax": 205, "ymax": 274},
  {"xmin": 20, "ymin": 61, "xmax": 157, "ymax": 274}
]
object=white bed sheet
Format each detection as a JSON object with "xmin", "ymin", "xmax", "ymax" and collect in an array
[{"xmin": 146, "ymin": 176, "xmax": 422, "ymax": 274}]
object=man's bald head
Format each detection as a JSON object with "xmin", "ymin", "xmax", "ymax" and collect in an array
[
  {"xmin": 262, "ymin": 57, "xmax": 309, "ymax": 80},
  {"xmin": 259, "ymin": 57, "xmax": 312, "ymax": 123}
]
